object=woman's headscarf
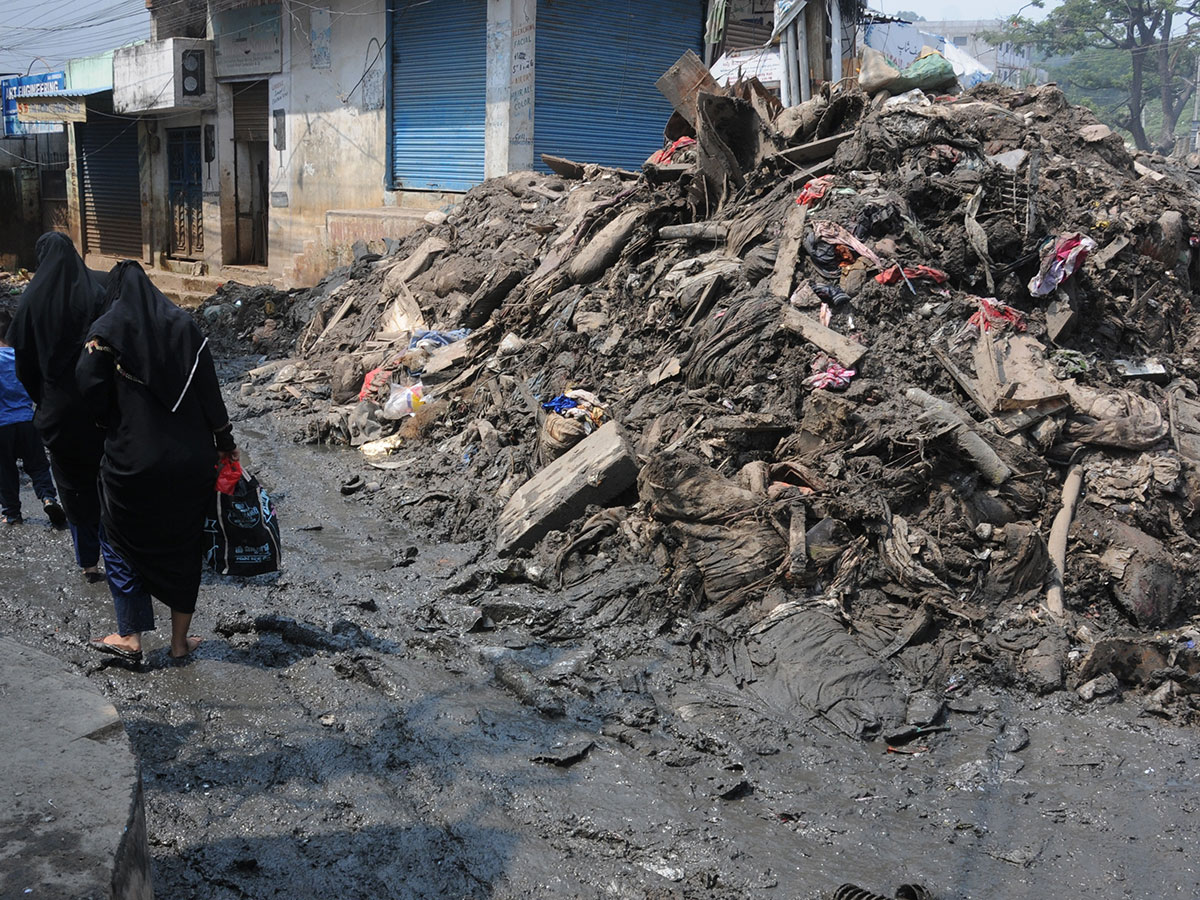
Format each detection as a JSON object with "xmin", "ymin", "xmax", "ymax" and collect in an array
[
  {"xmin": 87, "ymin": 260, "xmax": 209, "ymax": 413},
  {"xmin": 9, "ymin": 232, "xmax": 110, "ymax": 396}
]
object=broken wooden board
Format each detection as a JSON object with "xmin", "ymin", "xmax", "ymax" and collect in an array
[
  {"xmin": 377, "ymin": 278, "xmax": 427, "ymax": 339},
  {"xmin": 973, "ymin": 330, "xmax": 1068, "ymax": 413},
  {"xmin": 643, "ymin": 162, "xmax": 692, "ymax": 184},
  {"xmin": 658, "ymin": 222, "xmax": 727, "ymax": 241},
  {"xmin": 496, "ymin": 422, "xmax": 640, "ymax": 554},
  {"xmin": 310, "ymin": 289, "xmax": 356, "ymax": 350},
  {"xmin": 778, "ymin": 304, "xmax": 867, "ymax": 368},
  {"xmin": 647, "ymin": 357, "xmax": 682, "ymax": 387},
  {"xmin": 541, "ymin": 154, "xmax": 588, "ymax": 180},
  {"xmin": 1090, "ymin": 235, "xmax": 1130, "ymax": 270},
  {"xmin": 420, "ymin": 340, "xmax": 471, "ymax": 384},
  {"xmin": 769, "ymin": 202, "xmax": 808, "ymax": 300},
  {"xmin": 655, "ymin": 49, "xmax": 723, "ymax": 128},
  {"xmin": 1045, "ymin": 293, "xmax": 1076, "ymax": 344},
  {"xmin": 773, "ymin": 130, "xmax": 855, "ymax": 166},
  {"xmin": 541, "ymin": 154, "xmax": 638, "ymax": 182},
  {"xmin": 787, "ymin": 503, "xmax": 807, "ymax": 583},
  {"xmin": 932, "ymin": 344, "xmax": 1068, "ymax": 436},
  {"xmin": 381, "ymin": 236, "xmax": 449, "ymax": 293},
  {"xmin": 1134, "ymin": 160, "xmax": 1166, "ymax": 182}
]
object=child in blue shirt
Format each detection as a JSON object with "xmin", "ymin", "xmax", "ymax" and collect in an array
[{"xmin": 0, "ymin": 310, "xmax": 66, "ymax": 526}]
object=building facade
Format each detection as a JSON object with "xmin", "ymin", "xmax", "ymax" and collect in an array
[{"xmin": 88, "ymin": 0, "xmax": 706, "ymax": 287}]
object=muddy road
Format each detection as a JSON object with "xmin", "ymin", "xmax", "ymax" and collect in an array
[{"xmin": 2, "ymin": 375, "xmax": 1199, "ymax": 900}]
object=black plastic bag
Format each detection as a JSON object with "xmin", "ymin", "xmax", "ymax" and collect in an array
[{"xmin": 204, "ymin": 469, "xmax": 281, "ymax": 576}]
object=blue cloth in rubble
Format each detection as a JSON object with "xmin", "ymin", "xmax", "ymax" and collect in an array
[
  {"xmin": 542, "ymin": 395, "xmax": 579, "ymax": 415},
  {"xmin": 408, "ymin": 329, "xmax": 470, "ymax": 351}
]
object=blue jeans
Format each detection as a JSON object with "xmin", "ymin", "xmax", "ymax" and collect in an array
[
  {"xmin": 69, "ymin": 521, "xmax": 102, "ymax": 569},
  {"xmin": 101, "ymin": 533, "xmax": 156, "ymax": 637},
  {"xmin": 0, "ymin": 420, "xmax": 57, "ymax": 519}
]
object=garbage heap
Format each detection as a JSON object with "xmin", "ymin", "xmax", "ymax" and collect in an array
[{"xmin": 213, "ymin": 80, "xmax": 1200, "ymax": 735}]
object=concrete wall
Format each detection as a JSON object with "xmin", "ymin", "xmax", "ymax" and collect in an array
[
  {"xmin": 260, "ymin": 0, "xmax": 391, "ymax": 280},
  {"xmin": 486, "ymin": 0, "xmax": 536, "ymax": 177},
  {"xmin": 114, "ymin": 39, "xmax": 216, "ymax": 114}
]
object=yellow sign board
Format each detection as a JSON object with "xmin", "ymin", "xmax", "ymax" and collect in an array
[{"xmin": 16, "ymin": 96, "xmax": 87, "ymax": 124}]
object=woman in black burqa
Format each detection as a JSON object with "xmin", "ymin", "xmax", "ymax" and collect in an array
[
  {"xmin": 8, "ymin": 232, "xmax": 110, "ymax": 578},
  {"xmin": 77, "ymin": 260, "xmax": 238, "ymax": 661}
]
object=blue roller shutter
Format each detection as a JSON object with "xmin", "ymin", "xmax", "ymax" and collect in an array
[
  {"xmin": 534, "ymin": 0, "xmax": 704, "ymax": 172},
  {"xmin": 390, "ymin": 0, "xmax": 487, "ymax": 191}
]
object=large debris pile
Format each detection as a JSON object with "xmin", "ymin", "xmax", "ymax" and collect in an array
[{"xmin": 211, "ymin": 81, "xmax": 1200, "ymax": 735}]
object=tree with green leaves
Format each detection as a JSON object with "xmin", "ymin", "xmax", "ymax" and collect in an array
[{"xmin": 989, "ymin": 0, "xmax": 1199, "ymax": 152}]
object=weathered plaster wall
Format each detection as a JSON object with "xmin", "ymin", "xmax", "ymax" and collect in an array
[
  {"xmin": 114, "ymin": 39, "xmax": 215, "ymax": 115},
  {"xmin": 485, "ymin": 0, "xmax": 536, "ymax": 177},
  {"xmin": 266, "ymin": 0, "xmax": 390, "ymax": 280}
]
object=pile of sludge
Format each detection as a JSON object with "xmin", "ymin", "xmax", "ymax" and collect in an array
[{"xmin": 204, "ymin": 79, "xmax": 1200, "ymax": 736}]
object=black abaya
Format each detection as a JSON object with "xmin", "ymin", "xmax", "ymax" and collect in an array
[
  {"xmin": 8, "ymin": 232, "xmax": 110, "ymax": 523},
  {"xmin": 77, "ymin": 261, "xmax": 234, "ymax": 612}
]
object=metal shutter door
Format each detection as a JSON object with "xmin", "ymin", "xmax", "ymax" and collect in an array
[
  {"xmin": 78, "ymin": 118, "xmax": 142, "ymax": 258},
  {"xmin": 233, "ymin": 81, "xmax": 270, "ymax": 142},
  {"xmin": 390, "ymin": 0, "xmax": 486, "ymax": 191},
  {"xmin": 534, "ymin": 0, "xmax": 704, "ymax": 171}
]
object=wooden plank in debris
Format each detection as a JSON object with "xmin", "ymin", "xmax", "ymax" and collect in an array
[
  {"xmin": 1090, "ymin": 235, "xmax": 1130, "ymax": 270},
  {"xmin": 421, "ymin": 340, "xmax": 471, "ymax": 384},
  {"xmin": 973, "ymin": 330, "xmax": 1068, "ymax": 413},
  {"xmin": 382, "ymin": 236, "xmax": 449, "ymax": 292},
  {"xmin": 541, "ymin": 154, "xmax": 587, "ymax": 180},
  {"xmin": 778, "ymin": 304, "xmax": 867, "ymax": 368},
  {"xmin": 312, "ymin": 293, "xmax": 356, "ymax": 348},
  {"xmin": 655, "ymin": 49, "xmax": 723, "ymax": 128},
  {"xmin": 496, "ymin": 422, "xmax": 640, "ymax": 554},
  {"xmin": 769, "ymin": 202, "xmax": 808, "ymax": 300},
  {"xmin": 776, "ymin": 130, "xmax": 855, "ymax": 165},
  {"xmin": 643, "ymin": 163, "xmax": 692, "ymax": 184},
  {"xmin": 932, "ymin": 344, "xmax": 1066, "ymax": 436}
]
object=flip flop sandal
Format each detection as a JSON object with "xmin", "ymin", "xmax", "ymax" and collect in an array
[
  {"xmin": 83, "ymin": 569, "xmax": 105, "ymax": 584},
  {"xmin": 89, "ymin": 639, "xmax": 143, "ymax": 663}
]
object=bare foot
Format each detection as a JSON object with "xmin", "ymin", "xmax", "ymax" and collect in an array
[{"xmin": 169, "ymin": 635, "xmax": 202, "ymax": 659}]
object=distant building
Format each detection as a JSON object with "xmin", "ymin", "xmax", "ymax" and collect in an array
[{"xmin": 919, "ymin": 19, "xmax": 1043, "ymax": 87}]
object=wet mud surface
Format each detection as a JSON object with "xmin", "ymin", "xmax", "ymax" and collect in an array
[{"xmin": 0, "ymin": 377, "xmax": 1198, "ymax": 899}]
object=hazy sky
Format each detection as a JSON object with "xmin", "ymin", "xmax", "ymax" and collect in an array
[
  {"xmin": 0, "ymin": 0, "xmax": 149, "ymax": 77},
  {"xmin": 872, "ymin": 0, "xmax": 1052, "ymax": 23},
  {"xmin": 0, "ymin": 0, "xmax": 1051, "ymax": 79}
]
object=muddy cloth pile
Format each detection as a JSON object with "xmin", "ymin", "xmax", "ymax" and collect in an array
[{"xmin": 205, "ymin": 81, "xmax": 1200, "ymax": 736}]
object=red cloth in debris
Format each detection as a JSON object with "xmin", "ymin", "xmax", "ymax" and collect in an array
[
  {"xmin": 648, "ymin": 137, "xmax": 696, "ymax": 165},
  {"xmin": 359, "ymin": 366, "xmax": 387, "ymax": 401},
  {"xmin": 796, "ymin": 174, "xmax": 836, "ymax": 206},
  {"xmin": 875, "ymin": 265, "xmax": 949, "ymax": 286},
  {"xmin": 968, "ymin": 298, "xmax": 1026, "ymax": 333},
  {"xmin": 803, "ymin": 361, "xmax": 855, "ymax": 390}
]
